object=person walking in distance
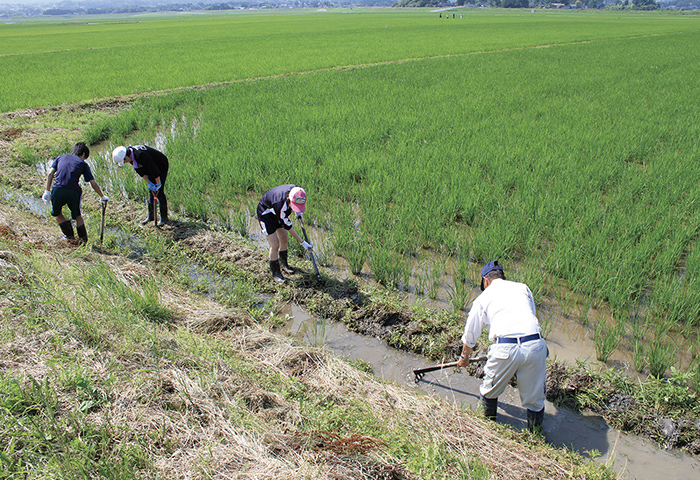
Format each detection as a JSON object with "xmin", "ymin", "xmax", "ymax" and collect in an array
[
  {"xmin": 42, "ymin": 142, "xmax": 108, "ymax": 244},
  {"xmin": 257, "ymin": 185, "xmax": 312, "ymax": 282},
  {"xmin": 456, "ymin": 261, "xmax": 548, "ymax": 432},
  {"xmin": 112, "ymin": 144, "xmax": 169, "ymax": 226}
]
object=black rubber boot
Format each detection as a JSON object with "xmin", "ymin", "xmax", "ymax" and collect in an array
[
  {"xmin": 527, "ymin": 407, "xmax": 544, "ymax": 433},
  {"xmin": 76, "ymin": 224, "xmax": 88, "ymax": 244},
  {"xmin": 141, "ymin": 201, "xmax": 155, "ymax": 225},
  {"xmin": 58, "ymin": 220, "xmax": 74, "ymax": 239},
  {"xmin": 480, "ymin": 395, "xmax": 498, "ymax": 421},
  {"xmin": 269, "ymin": 259, "xmax": 286, "ymax": 283},
  {"xmin": 158, "ymin": 198, "xmax": 169, "ymax": 226},
  {"xmin": 279, "ymin": 250, "xmax": 295, "ymax": 274}
]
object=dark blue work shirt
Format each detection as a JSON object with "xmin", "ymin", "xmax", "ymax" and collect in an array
[{"xmin": 51, "ymin": 154, "xmax": 94, "ymax": 192}]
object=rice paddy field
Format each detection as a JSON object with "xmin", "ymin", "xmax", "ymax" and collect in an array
[{"xmin": 4, "ymin": 8, "xmax": 700, "ymax": 374}]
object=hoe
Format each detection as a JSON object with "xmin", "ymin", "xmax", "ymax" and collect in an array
[{"xmin": 412, "ymin": 355, "xmax": 487, "ymax": 384}]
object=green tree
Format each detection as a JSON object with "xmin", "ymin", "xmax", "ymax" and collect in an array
[{"xmin": 633, "ymin": 0, "xmax": 660, "ymax": 8}]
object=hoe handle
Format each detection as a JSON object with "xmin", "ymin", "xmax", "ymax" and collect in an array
[
  {"xmin": 299, "ymin": 217, "xmax": 321, "ymax": 282},
  {"xmin": 412, "ymin": 355, "xmax": 487, "ymax": 383}
]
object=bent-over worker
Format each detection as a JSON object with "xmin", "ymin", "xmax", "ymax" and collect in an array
[
  {"xmin": 256, "ymin": 184, "xmax": 312, "ymax": 282},
  {"xmin": 457, "ymin": 260, "xmax": 548, "ymax": 432},
  {"xmin": 112, "ymin": 144, "xmax": 169, "ymax": 226}
]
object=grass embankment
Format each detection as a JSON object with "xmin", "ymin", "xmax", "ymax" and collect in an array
[{"xmin": 0, "ymin": 197, "xmax": 612, "ymax": 478}]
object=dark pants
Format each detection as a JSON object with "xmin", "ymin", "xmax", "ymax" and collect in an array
[
  {"xmin": 147, "ymin": 171, "xmax": 167, "ymax": 204},
  {"xmin": 51, "ymin": 188, "xmax": 81, "ymax": 219}
]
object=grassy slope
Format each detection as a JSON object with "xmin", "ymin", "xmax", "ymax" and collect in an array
[{"xmin": 0, "ymin": 110, "xmax": 614, "ymax": 479}]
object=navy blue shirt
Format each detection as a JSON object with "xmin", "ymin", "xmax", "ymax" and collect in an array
[{"xmin": 51, "ymin": 154, "xmax": 94, "ymax": 192}]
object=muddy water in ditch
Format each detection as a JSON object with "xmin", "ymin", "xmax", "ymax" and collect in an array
[{"xmin": 277, "ymin": 303, "xmax": 700, "ymax": 480}]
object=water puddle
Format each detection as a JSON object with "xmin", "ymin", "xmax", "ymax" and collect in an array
[
  {"xmin": 1, "ymin": 189, "xmax": 49, "ymax": 217},
  {"xmin": 276, "ymin": 304, "xmax": 700, "ymax": 480}
]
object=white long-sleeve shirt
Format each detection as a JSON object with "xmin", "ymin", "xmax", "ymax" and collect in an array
[{"xmin": 461, "ymin": 278, "xmax": 541, "ymax": 348}]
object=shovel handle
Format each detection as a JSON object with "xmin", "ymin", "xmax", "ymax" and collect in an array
[
  {"xmin": 152, "ymin": 192, "xmax": 158, "ymax": 228},
  {"xmin": 99, "ymin": 201, "xmax": 106, "ymax": 246}
]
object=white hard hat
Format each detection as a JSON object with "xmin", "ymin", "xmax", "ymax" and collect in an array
[{"xmin": 112, "ymin": 146, "xmax": 127, "ymax": 167}]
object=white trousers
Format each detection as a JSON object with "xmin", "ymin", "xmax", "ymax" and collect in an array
[{"xmin": 480, "ymin": 338, "xmax": 548, "ymax": 412}]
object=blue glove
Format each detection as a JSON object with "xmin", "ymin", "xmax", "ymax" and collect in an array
[{"xmin": 147, "ymin": 182, "xmax": 160, "ymax": 192}]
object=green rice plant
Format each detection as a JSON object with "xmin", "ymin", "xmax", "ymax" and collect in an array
[
  {"xmin": 628, "ymin": 315, "xmax": 650, "ymax": 373},
  {"xmin": 231, "ymin": 206, "xmax": 250, "ymax": 238},
  {"xmin": 447, "ymin": 282, "xmax": 471, "ymax": 313},
  {"xmin": 426, "ymin": 258, "xmax": 446, "ymax": 300},
  {"xmin": 345, "ymin": 239, "xmax": 368, "ymax": 276},
  {"xmin": 299, "ymin": 318, "xmax": 328, "ymax": 348},
  {"xmin": 314, "ymin": 236, "xmax": 334, "ymax": 268},
  {"xmin": 414, "ymin": 258, "xmax": 432, "ymax": 297},
  {"xmin": 539, "ymin": 312, "xmax": 556, "ymax": 339},
  {"xmin": 647, "ymin": 322, "xmax": 678, "ymax": 378},
  {"xmin": 593, "ymin": 316, "xmax": 624, "ymax": 363},
  {"xmin": 369, "ymin": 247, "xmax": 406, "ymax": 290}
]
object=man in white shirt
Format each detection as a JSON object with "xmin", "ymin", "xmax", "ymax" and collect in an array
[{"xmin": 456, "ymin": 260, "xmax": 548, "ymax": 432}]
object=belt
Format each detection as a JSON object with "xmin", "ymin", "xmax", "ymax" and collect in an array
[{"xmin": 495, "ymin": 333, "xmax": 541, "ymax": 344}]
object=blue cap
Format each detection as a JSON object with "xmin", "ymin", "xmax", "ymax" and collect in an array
[{"xmin": 480, "ymin": 260, "xmax": 503, "ymax": 291}]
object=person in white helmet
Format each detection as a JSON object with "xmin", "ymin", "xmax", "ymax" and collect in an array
[
  {"xmin": 256, "ymin": 185, "xmax": 312, "ymax": 282},
  {"xmin": 42, "ymin": 142, "xmax": 108, "ymax": 244},
  {"xmin": 112, "ymin": 145, "xmax": 169, "ymax": 226},
  {"xmin": 456, "ymin": 260, "xmax": 548, "ymax": 432}
]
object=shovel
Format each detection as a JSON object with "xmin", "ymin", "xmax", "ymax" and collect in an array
[
  {"xmin": 298, "ymin": 216, "xmax": 322, "ymax": 283},
  {"xmin": 412, "ymin": 355, "xmax": 487, "ymax": 384},
  {"xmin": 99, "ymin": 199, "xmax": 107, "ymax": 248},
  {"xmin": 152, "ymin": 191, "xmax": 158, "ymax": 228}
]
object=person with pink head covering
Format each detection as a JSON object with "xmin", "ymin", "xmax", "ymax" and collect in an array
[{"xmin": 256, "ymin": 184, "xmax": 312, "ymax": 282}]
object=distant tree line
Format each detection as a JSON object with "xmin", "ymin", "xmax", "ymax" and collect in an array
[
  {"xmin": 27, "ymin": 1, "xmax": 392, "ymax": 17},
  {"xmin": 392, "ymin": 0, "xmax": 664, "ymax": 7}
]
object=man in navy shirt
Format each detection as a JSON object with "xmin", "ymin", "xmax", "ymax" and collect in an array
[
  {"xmin": 42, "ymin": 142, "xmax": 108, "ymax": 243},
  {"xmin": 112, "ymin": 144, "xmax": 169, "ymax": 226},
  {"xmin": 256, "ymin": 185, "xmax": 312, "ymax": 282}
]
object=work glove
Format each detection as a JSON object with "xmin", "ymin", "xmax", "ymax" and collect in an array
[
  {"xmin": 147, "ymin": 182, "xmax": 161, "ymax": 192},
  {"xmin": 42, "ymin": 190, "xmax": 51, "ymax": 204},
  {"xmin": 301, "ymin": 240, "xmax": 312, "ymax": 251},
  {"xmin": 101, "ymin": 196, "xmax": 109, "ymax": 204}
]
